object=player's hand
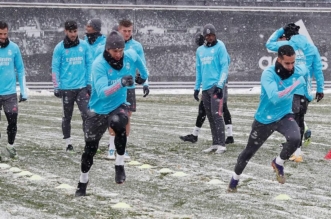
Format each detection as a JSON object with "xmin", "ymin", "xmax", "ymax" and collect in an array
[
  {"xmin": 121, "ymin": 75, "xmax": 134, "ymax": 87},
  {"xmin": 143, "ymin": 85, "xmax": 149, "ymax": 97},
  {"xmin": 135, "ymin": 73, "xmax": 146, "ymax": 85},
  {"xmin": 19, "ymin": 93, "xmax": 27, "ymax": 102},
  {"xmin": 213, "ymin": 87, "xmax": 223, "ymax": 99},
  {"xmin": 315, "ymin": 92, "xmax": 324, "ymax": 102},
  {"xmin": 193, "ymin": 90, "xmax": 199, "ymax": 101},
  {"xmin": 54, "ymin": 89, "xmax": 62, "ymax": 98}
]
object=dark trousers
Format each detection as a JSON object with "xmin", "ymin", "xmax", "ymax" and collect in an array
[
  {"xmin": 292, "ymin": 94, "xmax": 309, "ymax": 148},
  {"xmin": 61, "ymin": 88, "xmax": 89, "ymax": 139},
  {"xmin": 0, "ymin": 94, "xmax": 18, "ymax": 145},
  {"xmin": 234, "ymin": 114, "xmax": 301, "ymax": 175},
  {"xmin": 81, "ymin": 105, "xmax": 129, "ymax": 173},
  {"xmin": 202, "ymin": 87, "xmax": 225, "ymax": 146}
]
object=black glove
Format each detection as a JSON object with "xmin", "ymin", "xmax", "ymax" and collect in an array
[
  {"xmin": 86, "ymin": 84, "xmax": 92, "ymax": 96},
  {"xmin": 121, "ymin": 75, "xmax": 134, "ymax": 87},
  {"xmin": 19, "ymin": 93, "xmax": 27, "ymax": 102},
  {"xmin": 135, "ymin": 73, "xmax": 146, "ymax": 85},
  {"xmin": 193, "ymin": 90, "xmax": 199, "ymax": 101},
  {"xmin": 213, "ymin": 87, "xmax": 223, "ymax": 99},
  {"xmin": 54, "ymin": 89, "xmax": 62, "ymax": 98},
  {"xmin": 282, "ymin": 23, "xmax": 300, "ymax": 40},
  {"xmin": 143, "ymin": 85, "xmax": 149, "ymax": 97},
  {"xmin": 316, "ymin": 92, "xmax": 324, "ymax": 102}
]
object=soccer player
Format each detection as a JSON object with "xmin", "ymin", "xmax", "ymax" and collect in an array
[
  {"xmin": 52, "ymin": 20, "xmax": 93, "ymax": 152},
  {"xmin": 75, "ymin": 30, "xmax": 148, "ymax": 196},
  {"xmin": 266, "ymin": 23, "xmax": 324, "ymax": 162},
  {"xmin": 180, "ymin": 32, "xmax": 234, "ymax": 145},
  {"xmin": 194, "ymin": 24, "xmax": 229, "ymax": 154},
  {"xmin": 0, "ymin": 21, "xmax": 28, "ymax": 159},
  {"xmin": 84, "ymin": 18, "xmax": 106, "ymax": 59},
  {"xmin": 228, "ymin": 45, "xmax": 309, "ymax": 192},
  {"xmin": 106, "ymin": 19, "xmax": 149, "ymax": 160}
]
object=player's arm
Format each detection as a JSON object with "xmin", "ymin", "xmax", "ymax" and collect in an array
[
  {"xmin": 92, "ymin": 64, "xmax": 123, "ymax": 99},
  {"xmin": 217, "ymin": 45, "xmax": 229, "ymax": 89},
  {"xmin": 194, "ymin": 50, "xmax": 202, "ymax": 91},
  {"xmin": 85, "ymin": 43, "xmax": 93, "ymax": 85},
  {"xmin": 312, "ymin": 48, "xmax": 324, "ymax": 93},
  {"xmin": 262, "ymin": 69, "xmax": 305, "ymax": 104},
  {"xmin": 266, "ymin": 28, "xmax": 289, "ymax": 52},
  {"xmin": 51, "ymin": 45, "xmax": 62, "ymax": 89},
  {"xmin": 15, "ymin": 45, "xmax": 28, "ymax": 99}
]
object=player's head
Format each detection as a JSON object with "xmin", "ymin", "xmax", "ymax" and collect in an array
[
  {"xmin": 105, "ymin": 30, "xmax": 125, "ymax": 60},
  {"xmin": 64, "ymin": 20, "xmax": 78, "ymax": 41},
  {"xmin": 195, "ymin": 32, "xmax": 204, "ymax": 46},
  {"xmin": 276, "ymin": 45, "xmax": 296, "ymax": 78},
  {"xmin": 0, "ymin": 21, "xmax": 9, "ymax": 43},
  {"xmin": 86, "ymin": 18, "xmax": 101, "ymax": 34},
  {"xmin": 282, "ymin": 23, "xmax": 300, "ymax": 40},
  {"xmin": 118, "ymin": 19, "xmax": 133, "ymax": 41},
  {"xmin": 202, "ymin": 23, "xmax": 216, "ymax": 44}
]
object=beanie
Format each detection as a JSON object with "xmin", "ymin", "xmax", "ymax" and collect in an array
[
  {"xmin": 64, "ymin": 20, "xmax": 77, "ymax": 30},
  {"xmin": 105, "ymin": 30, "xmax": 125, "ymax": 50},
  {"xmin": 203, "ymin": 24, "xmax": 216, "ymax": 37},
  {"xmin": 112, "ymin": 24, "xmax": 119, "ymax": 31},
  {"xmin": 87, "ymin": 18, "xmax": 101, "ymax": 32}
]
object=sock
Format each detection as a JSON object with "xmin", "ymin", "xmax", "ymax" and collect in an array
[
  {"xmin": 226, "ymin": 124, "xmax": 233, "ymax": 137},
  {"xmin": 294, "ymin": 147, "xmax": 302, "ymax": 156},
  {"xmin": 232, "ymin": 172, "xmax": 240, "ymax": 180},
  {"xmin": 108, "ymin": 136, "xmax": 115, "ymax": 150},
  {"xmin": 65, "ymin": 138, "xmax": 72, "ymax": 146},
  {"xmin": 276, "ymin": 156, "xmax": 285, "ymax": 166},
  {"xmin": 79, "ymin": 172, "xmax": 89, "ymax": 183},
  {"xmin": 115, "ymin": 154, "xmax": 125, "ymax": 165},
  {"xmin": 192, "ymin": 126, "xmax": 200, "ymax": 136}
]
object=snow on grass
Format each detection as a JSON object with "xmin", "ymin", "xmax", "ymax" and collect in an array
[{"xmin": 0, "ymin": 93, "xmax": 331, "ymax": 218}]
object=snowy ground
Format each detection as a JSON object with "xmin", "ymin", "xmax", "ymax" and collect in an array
[{"xmin": 0, "ymin": 90, "xmax": 331, "ymax": 219}]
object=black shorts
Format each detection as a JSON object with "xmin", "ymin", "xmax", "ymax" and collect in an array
[
  {"xmin": 85, "ymin": 104, "xmax": 129, "ymax": 141},
  {"xmin": 0, "ymin": 93, "xmax": 18, "ymax": 114},
  {"xmin": 127, "ymin": 88, "xmax": 136, "ymax": 112}
]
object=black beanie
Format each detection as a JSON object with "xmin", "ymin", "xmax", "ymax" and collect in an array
[
  {"xmin": 105, "ymin": 30, "xmax": 125, "ymax": 50},
  {"xmin": 203, "ymin": 24, "xmax": 216, "ymax": 37},
  {"xmin": 112, "ymin": 25, "xmax": 119, "ymax": 31},
  {"xmin": 65, "ymin": 20, "xmax": 77, "ymax": 30}
]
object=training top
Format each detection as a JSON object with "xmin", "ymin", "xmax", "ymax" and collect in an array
[
  {"xmin": 0, "ymin": 41, "xmax": 28, "ymax": 99},
  {"xmin": 88, "ymin": 49, "xmax": 149, "ymax": 115},
  {"xmin": 52, "ymin": 39, "xmax": 93, "ymax": 90},
  {"xmin": 266, "ymin": 28, "xmax": 324, "ymax": 96},
  {"xmin": 255, "ymin": 64, "xmax": 309, "ymax": 124},
  {"xmin": 84, "ymin": 35, "xmax": 106, "ymax": 59},
  {"xmin": 195, "ymin": 39, "xmax": 229, "ymax": 91}
]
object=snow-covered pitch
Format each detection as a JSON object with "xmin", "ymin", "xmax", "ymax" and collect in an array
[{"xmin": 0, "ymin": 89, "xmax": 330, "ymax": 218}]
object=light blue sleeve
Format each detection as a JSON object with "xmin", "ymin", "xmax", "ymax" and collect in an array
[
  {"xmin": 51, "ymin": 44, "xmax": 61, "ymax": 89},
  {"xmin": 93, "ymin": 64, "xmax": 123, "ymax": 99},
  {"xmin": 217, "ymin": 45, "xmax": 230, "ymax": 89},
  {"xmin": 261, "ymin": 70, "xmax": 305, "ymax": 105},
  {"xmin": 265, "ymin": 28, "xmax": 289, "ymax": 52},
  {"xmin": 136, "ymin": 43, "xmax": 149, "ymax": 87},
  {"xmin": 194, "ymin": 49, "xmax": 202, "ymax": 91},
  {"xmin": 85, "ymin": 43, "xmax": 93, "ymax": 85},
  {"xmin": 134, "ymin": 53, "xmax": 149, "ymax": 81},
  {"xmin": 14, "ymin": 45, "xmax": 27, "ymax": 98},
  {"xmin": 301, "ymin": 66, "xmax": 314, "ymax": 102},
  {"xmin": 312, "ymin": 48, "xmax": 324, "ymax": 93}
]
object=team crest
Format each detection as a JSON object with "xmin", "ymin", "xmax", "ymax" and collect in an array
[
  {"xmin": 79, "ymin": 47, "xmax": 83, "ymax": 52},
  {"xmin": 206, "ymin": 29, "xmax": 211, "ymax": 34},
  {"xmin": 211, "ymin": 48, "xmax": 214, "ymax": 54},
  {"xmin": 65, "ymin": 49, "xmax": 69, "ymax": 54},
  {"xmin": 8, "ymin": 50, "xmax": 12, "ymax": 56},
  {"xmin": 108, "ymin": 69, "xmax": 113, "ymax": 74}
]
